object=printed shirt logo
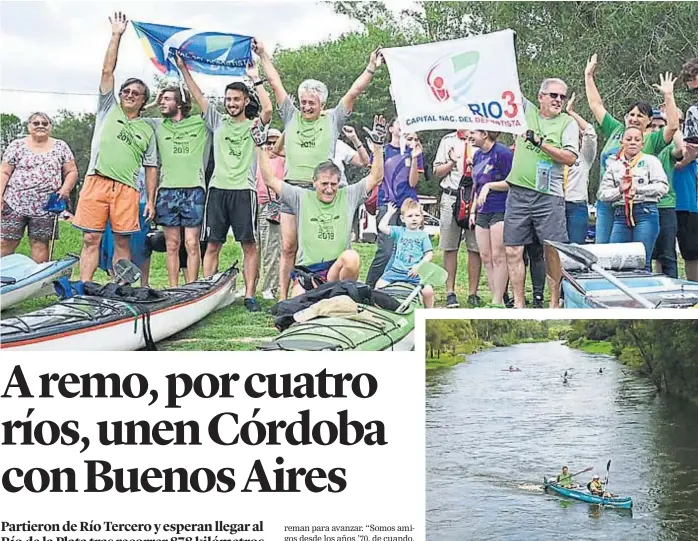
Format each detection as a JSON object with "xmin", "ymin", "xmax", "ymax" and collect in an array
[
  {"xmin": 310, "ymin": 212, "xmax": 340, "ymax": 241},
  {"xmin": 426, "ymin": 51, "xmax": 480, "ymax": 105}
]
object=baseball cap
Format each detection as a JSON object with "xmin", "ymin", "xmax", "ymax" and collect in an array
[{"xmin": 268, "ymin": 128, "xmax": 282, "ymax": 139}]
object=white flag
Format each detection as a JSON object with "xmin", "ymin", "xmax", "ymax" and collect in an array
[{"xmin": 382, "ymin": 29, "xmax": 526, "ymax": 135}]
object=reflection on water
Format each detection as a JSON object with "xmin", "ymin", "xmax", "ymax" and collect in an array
[{"xmin": 426, "ymin": 342, "xmax": 698, "ymax": 541}]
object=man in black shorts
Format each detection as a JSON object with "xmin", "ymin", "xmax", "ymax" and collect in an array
[{"xmin": 176, "ymin": 53, "xmax": 272, "ymax": 311}]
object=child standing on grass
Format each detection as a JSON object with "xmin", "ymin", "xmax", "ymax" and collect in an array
[{"xmin": 376, "ymin": 199, "xmax": 435, "ymax": 308}]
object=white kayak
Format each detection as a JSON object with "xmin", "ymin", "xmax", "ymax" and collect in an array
[
  {"xmin": 1, "ymin": 254, "xmax": 79, "ymax": 311},
  {"xmin": 0, "ymin": 265, "xmax": 237, "ymax": 350}
]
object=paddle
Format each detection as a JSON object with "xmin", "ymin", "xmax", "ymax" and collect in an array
[
  {"xmin": 395, "ymin": 262, "xmax": 447, "ymax": 313},
  {"xmin": 43, "ymin": 193, "xmax": 67, "ymax": 261},
  {"xmin": 544, "ymin": 240, "xmax": 656, "ymax": 309}
]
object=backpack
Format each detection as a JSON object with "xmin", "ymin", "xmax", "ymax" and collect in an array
[
  {"xmin": 365, "ymin": 185, "xmax": 379, "ymax": 215},
  {"xmin": 452, "ymin": 141, "xmax": 475, "ymax": 229},
  {"xmin": 453, "ymin": 174, "xmax": 474, "ymax": 229}
]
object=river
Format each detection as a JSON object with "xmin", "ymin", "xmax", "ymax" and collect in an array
[{"xmin": 426, "ymin": 341, "xmax": 698, "ymax": 541}]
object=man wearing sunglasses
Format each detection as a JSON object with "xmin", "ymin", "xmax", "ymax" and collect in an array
[
  {"xmin": 72, "ymin": 11, "xmax": 157, "ymax": 282},
  {"xmin": 503, "ymin": 78, "xmax": 579, "ymax": 308}
]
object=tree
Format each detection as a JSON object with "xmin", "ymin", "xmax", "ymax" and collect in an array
[{"xmin": 1, "ymin": 113, "xmax": 24, "ymax": 155}]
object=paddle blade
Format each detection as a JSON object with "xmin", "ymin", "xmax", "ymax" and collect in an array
[
  {"xmin": 606, "ymin": 459, "xmax": 612, "ymax": 472},
  {"xmin": 419, "ymin": 262, "xmax": 447, "ymax": 287},
  {"xmin": 544, "ymin": 240, "xmax": 599, "ymax": 268},
  {"xmin": 114, "ymin": 259, "xmax": 141, "ymax": 285}
]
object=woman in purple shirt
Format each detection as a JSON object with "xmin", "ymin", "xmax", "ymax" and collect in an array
[{"xmin": 468, "ymin": 130, "xmax": 514, "ymax": 306}]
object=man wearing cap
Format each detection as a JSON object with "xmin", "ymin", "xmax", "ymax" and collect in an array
[
  {"xmin": 588, "ymin": 474, "xmax": 609, "ymax": 497},
  {"xmin": 73, "ymin": 12, "xmax": 157, "ymax": 282},
  {"xmin": 255, "ymin": 127, "xmax": 284, "ymax": 299},
  {"xmin": 433, "ymin": 129, "xmax": 483, "ymax": 307},
  {"xmin": 176, "ymin": 51, "xmax": 272, "ymax": 312}
]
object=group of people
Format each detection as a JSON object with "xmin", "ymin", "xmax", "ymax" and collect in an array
[
  {"xmin": 2, "ymin": 11, "xmax": 698, "ymax": 310},
  {"xmin": 556, "ymin": 466, "xmax": 611, "ymax": 499}
]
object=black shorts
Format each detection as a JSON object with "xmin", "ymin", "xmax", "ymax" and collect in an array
[
  {"xmin": 475, "ymin": 211, "xmax": 505, "ymax": 229},
  {"xmin": 677, "ymin": 211, "xmax": 698, "ymax": 261},
  {"xmin": 202, "ymin": 187, "xmax": 257, "ymax": 244}
]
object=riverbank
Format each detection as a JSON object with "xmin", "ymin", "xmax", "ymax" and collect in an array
[
  {"xmin": 565, "ymin": 338, "xmax": 614, "ymax": 356},
  {"xmin": 425, "ymin": 337, "xmax": 552, "ymax": 371}
]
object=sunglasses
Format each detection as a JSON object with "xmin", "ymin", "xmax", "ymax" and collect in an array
[
  {"xmin": 121, "ymin": 89, "xmax": 143, "ymax": 98},
  {"xmin": 544, "ymin": 92, "xmax": 567, "ymax": 101},
  {"xmin": 31, "ymin": 120, "xmax": 50, "ymax": 127}
]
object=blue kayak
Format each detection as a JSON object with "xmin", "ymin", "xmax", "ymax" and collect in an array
[
  {"xmin": 1, "ymin": 254, "xmax": 78, "ymax": 311},
  {"xmin": 543, "ymin": 477, "xmax": 633, "ymax": 509}
]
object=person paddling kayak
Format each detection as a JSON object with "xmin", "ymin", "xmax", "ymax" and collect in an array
[
  {"xmin": 588, "ymin": 474, "xmax": 612, "ymax": 498},
  {"xmin": 556, "ymin": 466, "xmax": 576, "ymax": 488},
  {"xmin": 255, "ymin": 116, "xmax": 386, "ymax": 297}
]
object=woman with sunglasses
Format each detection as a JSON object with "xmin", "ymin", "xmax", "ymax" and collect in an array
[
  {"xmin": 584, "ymin": 53, "xmax": 679, "ymax": 244},
  {"xmin": 1, "ymin": 112, "xmax": 78, "ymax": 263}
]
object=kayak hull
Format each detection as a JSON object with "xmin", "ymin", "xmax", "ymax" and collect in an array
[
  {"xmin": 259, "ymin": 282, "xmax": 419, "ymax": 351},
  {"xmin": 543, "ymin": 477, "xmax": 632, "ymax": 509},
  {"xmin": 1, "ymin": 254, "xmax": 79, "ymax": 311},
  {"xmin": 1, "ymin": 266, "xmax": 237, "ymax": 350},
  {"xmin": 562, "ymin": 271, "xmax": 698, "ymax": 309}
]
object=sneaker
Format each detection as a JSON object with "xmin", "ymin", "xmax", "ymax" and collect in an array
[
  {"xmin": 532, "ymin": 294, "xmax": 544, "ymax": 309},
  {"xmin": 262, "ymin": 289, "xmax": 275, "ymax": 301},
  {"xmin": 446, "ymin": 292, "xmax": 459, "ymax": 308},
  {"xmin": 503, "ymin": 292, "xmax": 514, "ymax": 308},
  {"xmin": 467, "ymin": 294, "xmax": 482, "ymax": 307},
  {"xmin": 244, "ymin": 297, "xmax": 261, "ymax": 312}
]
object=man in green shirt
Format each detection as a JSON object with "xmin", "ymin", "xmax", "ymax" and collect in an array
[
  {"xmin": 72, "ymin": 12, "xmax": 158, "ymax": 282},
  {"xmin": 503, "ymin": 78, "xmax": 579, "ymax": 309},
  {"xmin": 256, "ymin": 117, "xmax": 386, "ymax": 298},
  {"xmin": 256, "ymin": 38, "xmax": 383, "ymax": 299},
  {"xmin": 176, "ymin": 52, "xmax": 272, "ymax": 312},
  {"xmin": 556, "ymin": 466, "xmax": 575, "ymax": 488},
  {"xmin": 145, "ymin": 86, "xmax": 211, "ymax": 287}
]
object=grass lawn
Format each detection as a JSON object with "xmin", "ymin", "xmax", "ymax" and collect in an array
[
  {"xmin": 4, "ymin": 222, "xmax": 513, "ymax": 350},
  {"xmin": 7, "ymin": 222, "xmax": 680, "ymax": 350}
]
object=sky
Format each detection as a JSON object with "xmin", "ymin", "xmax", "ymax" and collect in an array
[{"xmin": 0, "ymin": 0, "xmax": 385, "ymax": 119}]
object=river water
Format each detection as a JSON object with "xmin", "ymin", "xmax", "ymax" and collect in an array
[{"xmin": 426, "ymin": 341, "xmax": 698, "ymax": 541}]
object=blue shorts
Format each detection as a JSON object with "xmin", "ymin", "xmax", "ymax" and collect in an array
[
  {"xmin": 155, "ymin": 187, "xmax": 205, "ymax": 228},
  {"xmin": 291, "ymin": 260, "xmax": 335, "ymax": 282},
  {"xmin": 380, "ymin": 268, "xmax": 419, "ymax": 285},
  {"xmin": 99, "ymin": 202, "xmax": 151, "ymax": 271}
]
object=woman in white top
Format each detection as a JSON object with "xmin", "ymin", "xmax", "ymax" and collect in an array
[
  {"xmin": 564, "ymin": 93, "xmax": 597, "ymax": 244},
  {"xmin": 598, "ymin": 126, "xmax": 669, "ymax": 270}
]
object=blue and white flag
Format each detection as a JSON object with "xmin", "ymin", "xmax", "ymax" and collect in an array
[{"xmin": 132, "ymin": 21, "xmax": 253, "ymax": 77}]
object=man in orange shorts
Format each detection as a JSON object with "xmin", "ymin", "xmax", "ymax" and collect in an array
[{"xmin": 72, "ymin": 11, "xmax": 157, "ymax": 281}]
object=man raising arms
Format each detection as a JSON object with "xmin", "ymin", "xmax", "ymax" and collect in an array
[
  {"xmin": 72, "ymin": 12, "xmax": 157, "ymax": 282},
  {"xmin": 176, "ymin": 52, "xmax": 272, "ymax": 311}
]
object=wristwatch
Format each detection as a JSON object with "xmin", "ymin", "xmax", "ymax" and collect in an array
[{"xmin": 253, "ymin": 78, "xmax": 267, "ymax": 86}]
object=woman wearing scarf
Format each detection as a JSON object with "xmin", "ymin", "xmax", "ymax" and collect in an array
[
  {"xmin": 598, "ymin": 126, "xmax": 668, "ymax": 270},
  {"xmin": 585, "ymin": 54, "xmax": 679, "ymax": 244}
]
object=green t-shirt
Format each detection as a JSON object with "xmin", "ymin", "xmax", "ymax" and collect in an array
[
  {"xmin": 657, "ymin": 143, "xmax": 679, "ymax": 209},
  {"xmin": 598, "ymin": 113, "xmax": 669, "ymax": 180},
  {"xmin": 205, "ymin": 107, "xmax": 255, "ymax": 191},
  {"xmin": 149, "ymin": 116, "xmax": 210, "ymax": 189},
  {"xmin": 279, "ymin": 96, "xmax": 350, "ymax": 183},
  {"xmin": 280, "ymin": 179, "xmax": 368, "ymax": 265},
  {"xmin": 508, "ymin": 100, "xmax": 577, "ymax": 196},
  {"xmin": 87, "ymin": 91, "xmax": 157, "ymax": 189}
]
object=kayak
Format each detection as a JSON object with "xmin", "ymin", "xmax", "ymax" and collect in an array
[
  {"xmin": 0, "ymin": 265, "xmax": 237, "ymax": 350},
  {"xmin": 563, "ymin": 271, "xmax": 698, "ymax": 308},
  {"xmin": 259, "ymin": 281, "xmax": 420, "ymax": 351},
  {"xmin": 1, "ymin": 254, "xmax": 79, "ymax": 311},
  {"xmin": 560, "ymin": 243, "xmax": 698, "ymax": 308},
  {"xmin": 543, "ymin": 477, "xmax": 633, "ymax": 509}
]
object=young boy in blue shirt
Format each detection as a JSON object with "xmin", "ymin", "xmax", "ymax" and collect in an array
[{"xmin": 376, "ymin": 198, "xmax": 435, "ymax": 307}]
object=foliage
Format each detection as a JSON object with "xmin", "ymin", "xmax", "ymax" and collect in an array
[
  {"xmin": 425, "ymin": 319, "xmax": 556, "ymax": 363},
  {"xmin": 1, "ymin": 113, "xmax": 24, "ymax": 154},
  {"xmin": 569, "ymin": 320, "xmax": 698, "ymax": 403}
]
